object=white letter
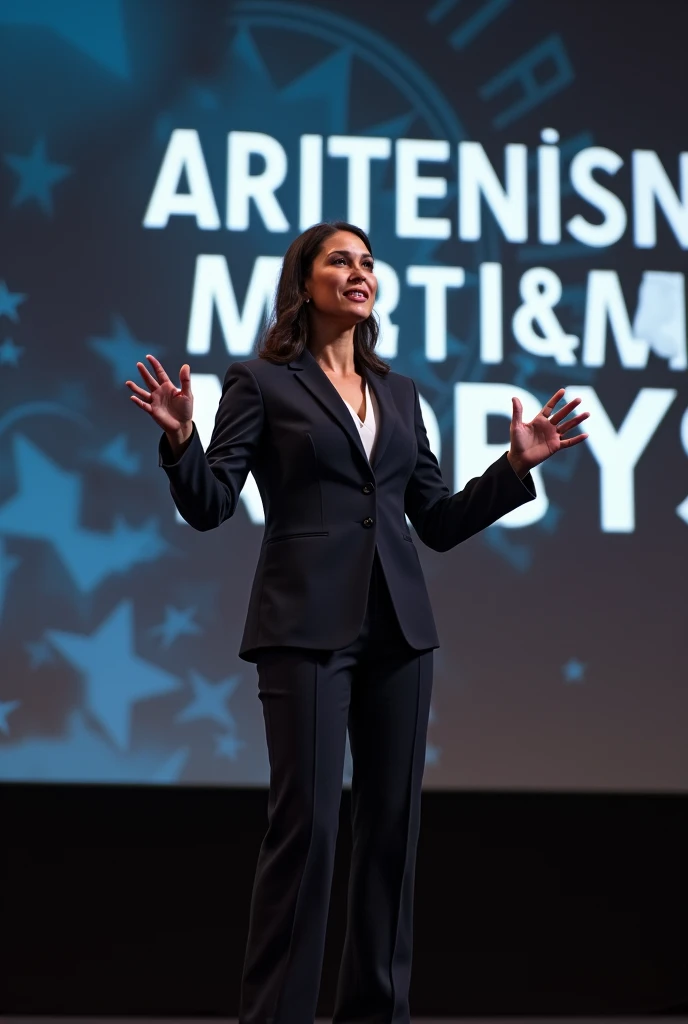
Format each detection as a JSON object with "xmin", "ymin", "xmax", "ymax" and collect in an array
[
  {"xmin": 373, "ymin": 260, "xmax": 400, "ymax": 358},
  {"xmin": 186, "ymin": 255, "xmax": 282, "ymax": 356},
  {"xmin": 583, "ymin": 270, "xmax": 649, "ymax": 368},
  {"xmin": 175, "ymin": 374, "xmax": 264, "ymax": 526},
  {"xmin": 455, "ymin": 383, "xmax": 548, "ymax": 527},
  {"xmin": 396, "ymin": 139, "xmax": 451, "ymax": 239},
  {"xmin": 480, "ymin": 262, "xmax": 503, "ymax": 364},
  {"xmin": 567, "ymin": 147, "xmax": 626, "ymax": 246},
  {"xmin": 513, "ymin": 267, "xmax": 579, "ymax": 365},
  {"xmin": 407, "ymin": 265, "xmax": 465, "ymax": 362},
  {"xmin": 633, "ymin": 150, "xmax": 688, "ymax": 249},
  {"xmin": 459, "ymin": 141, "xmax": 528, "ymax": 242},
  {"xmin": 677, "ymin": 407, "xmax": 688, "ymax": 526},
  {"xmin": 538, "ymin": 127, "xmax": 561, "ymax": 243},
  {"xmin": 632, "ymin": 271, "xmax": 687, "ymax": 371},
  {"xmin": 299, "ymin": 134, "xmax": 323, "ymax": 230},
  {"xmin": 573, "ymin": 386, "xmax": 676, "ymax": 532},
  {"xmin": 327, "ymin": 135, "xmax": 391, "ymax": 232},
  {"xmin": 227, "ymin": 131, "xmax": 289, "ymax": 232},
  {"xmin": 143, "ymin": 129, "xmax": 220, "ymax": 229}
]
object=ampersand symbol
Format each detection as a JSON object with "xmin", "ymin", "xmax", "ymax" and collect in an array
[{"xmin": 512, "ymin": 267, "xmax": 579, "ymax": 365}]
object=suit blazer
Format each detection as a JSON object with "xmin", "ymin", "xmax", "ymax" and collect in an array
[{"xmin": 158, "ymin": 346, "xmax": 536, "ymax": 662}]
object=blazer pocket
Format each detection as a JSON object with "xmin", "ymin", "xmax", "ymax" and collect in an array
[{"xmin": 264, "ymin": 530, "xmax": 329, "ymax": 545}]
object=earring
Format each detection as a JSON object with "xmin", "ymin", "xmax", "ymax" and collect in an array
[{"xmin": 305, "ymin": 297, "xmax": 310, "ymax": 303}]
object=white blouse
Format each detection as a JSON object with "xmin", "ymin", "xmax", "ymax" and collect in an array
[{"xmin": 342, "ymin": 381, "xmax": 378, "ymax": 463}]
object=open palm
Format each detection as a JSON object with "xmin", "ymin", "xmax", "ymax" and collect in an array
[
  {"xmin": 125, "ymin": 354, "xmax": 193, "ymax": 434},
  {"xmin": 510, "ymin": 388, "xmax": 589, "ymax": 473}
]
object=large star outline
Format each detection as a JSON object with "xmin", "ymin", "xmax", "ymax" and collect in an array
[
  {"xmin": 0, "ymin": 282, "xmax": 27, "ymax": 322},
  {"xmin": 88, "ymin": 315, "xmax": 165, "ymax": 387},
  {"xmin": 45, "ymin": 600, "xmax": 182, "ymax": 750},
  {"xmin": 4, "ymin": 138, "xmax": 72, "ymax": 215},
  {"xmin": 176, "ymin": 671, "xmax": 241, "ymax": 729},
  {"xmin": 0, "ymin": 433, "xmax": 170, "ymax": 592}
]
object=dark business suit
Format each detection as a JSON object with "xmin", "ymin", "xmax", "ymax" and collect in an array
[{"xmin": 158, "ymin": 346, "xmax": 535, "ymax": 1023}]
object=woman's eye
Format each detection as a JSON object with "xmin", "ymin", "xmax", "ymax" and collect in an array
[{"xmin": 331, "ymin": 256, "xmax": 373, "ymax": 269}]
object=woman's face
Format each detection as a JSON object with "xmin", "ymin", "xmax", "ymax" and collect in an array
[{"xmin": 304, "ymin": 230, "xmax": 377, "ymax": 324}]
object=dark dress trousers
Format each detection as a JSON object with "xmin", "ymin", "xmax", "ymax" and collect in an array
[{"xmin": 158, "ymin": 346, "xmax": 536, "ymax": 1024}]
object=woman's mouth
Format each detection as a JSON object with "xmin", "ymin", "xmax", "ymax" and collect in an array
[{"xmin": 343, "ymin": 289, "xmax": 369, "ymax": 302}]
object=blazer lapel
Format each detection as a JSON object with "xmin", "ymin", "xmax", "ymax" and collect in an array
[
  {"xmin": 289, "ymin": 347, "xmax": 370, "ymax": 467},
  {"xmin": 363, "ymin": 367, "xmax": 397, "ymax": 470}
]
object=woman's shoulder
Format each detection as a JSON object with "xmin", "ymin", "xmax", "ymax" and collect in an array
[
  {"xmin": 224, "ymin": 355, "xmax": 288, "ymax": 383},
  {"xmin": 379, "ymin": 367, "xmax": 417, "ymax": 397}
]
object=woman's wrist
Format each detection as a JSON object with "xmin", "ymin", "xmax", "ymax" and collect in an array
[
  {"xmin": 507, "ymin": 450, "xmax": 528, "ymax": 479},
  {"xmin": 166, "ymin": 421, "xmax": 194, "ymax": 458}
]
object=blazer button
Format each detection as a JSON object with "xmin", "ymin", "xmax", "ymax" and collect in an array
[
  {"xmin": 362, "ymin": 517, "xmax": 374, "ymax": 528},
  {"xmin": 362, "ymin": 482, "xmax": 374, "ymax": 494}
]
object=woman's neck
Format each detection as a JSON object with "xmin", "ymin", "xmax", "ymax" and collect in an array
[{"xmin": 307, "ymin": 318, "xmax": 357, "ymax": 376}]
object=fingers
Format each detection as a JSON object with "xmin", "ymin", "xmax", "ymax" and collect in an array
[
  {"xmin": 560, "ymin": 432, "xmax": 588, "ymax": 448},
  {"xmin": 125, "ymin": 380, "xmax": 151, "ymax": 402},
  {"xmin": 136, "ymin": 359, "xmax": 159, "ymax": 390},
  {"xmin": 129, "ymin": 394, "xmax": 153, "ymax": 413},
  {"xmin": 557, "ymin": 411, "xmax": 590, "ymax": 435},
  {"xmin": 551, "ymin": 396, "xmax": 582, "ymax": 424},
  {"xmin": 179, "ymin": 363, "xmax": 191, "ymax": 395},
  {"xmin": 541, "ymin": 388, "xmax": 566, "ymax": 417},
  {"xmin": 511, "ymin": 396, "xmax": 523, "ymax": 426},
  {"xmin": 145, "ymin": 353, "xmax": 170, "ymax": 381}
]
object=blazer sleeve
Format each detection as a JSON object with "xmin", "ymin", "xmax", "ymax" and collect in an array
[
  {"xmin": 157, "ymin": 361, "xmax": 264, "ymax": 531},
  {"xmin": 404, "ymin": 379, "xmax": 537, "ymax": 552}
]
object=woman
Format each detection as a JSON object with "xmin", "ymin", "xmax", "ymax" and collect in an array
[{"xmin": 126, "ymin": 221, "xmax": 588, "ymax": 1024}]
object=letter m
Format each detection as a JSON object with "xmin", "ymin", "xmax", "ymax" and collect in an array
[{"xmin": 186, "ymin": 254, "xmax": 282, "ymax": 355}]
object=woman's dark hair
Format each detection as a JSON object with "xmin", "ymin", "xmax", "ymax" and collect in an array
[{"xmin": 258, "ymin": 221, "xmax": 390, "ymax": 375}]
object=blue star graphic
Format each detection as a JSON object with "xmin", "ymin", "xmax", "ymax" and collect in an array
[
  {"xmin": 0, "ymin": 434, "xmax": 170, "ymax": 592},
  {"xmin": 0, "ymin": 712, "xmax": 185, "ymax": 783},
  {"xmin": 176, "ymin": 671, "xmax": 240, "ymax": 729},
  {"xmin": 172, "ymin": 580, "xmax": 223, "ymax": 625},
  {"xmin": 0, "ymin": 538, "xmax": 21, "ymax": 620},
  {"xmin": 45, "ymin": 600, "xmax": 182, "ymax": 750},
  {"xmin": 25, "ymin": 639, "xmax": 56, "ymax": 669},
  {"xmin": 4, "ymin": 138, "xmax": 72, "ymax": 215},
  {"xmin": 562, "ymin": 658, "xmax": 586, "ymax": 684},
  {"xmin": 0, "ymin": 0, "xmax": 129, "ymax": 79},
  {"xmin": 95, "ymin": 433, "xmax": 141, "ymax": 476},
  {"xmin": 150, "ymin": 747, "xmax": 189, "ymax": 783},
  {"xmin": 150, "ymin": 606, "xmax": 202, "ymax": 649},
  {"xmin": 88, "ymin": 315, "xmax": 164, "ymax": 387},
  {"xmin": 215, "ymin": 732, "xmax": 246, "ymax": 761},
  {"xmin": 0, "ymin": 282, "xmax": 27, "ymax": 322},
  {"xmin": 0, "ymin": 699, "xmax": 21, "ymax": 735},
  {"xmin": 0, "ymin": 338, "xmax": 24, "ymax": 367}
]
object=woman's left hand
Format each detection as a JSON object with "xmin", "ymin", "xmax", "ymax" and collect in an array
[{"xmin": 507, "ymin": 388, "xmax": 589, "ymax": 478}]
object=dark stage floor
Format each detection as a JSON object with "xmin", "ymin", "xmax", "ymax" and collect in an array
[{"xmin": 5, "ymin": 1018, "xmax": 687, "ymax": 1023}]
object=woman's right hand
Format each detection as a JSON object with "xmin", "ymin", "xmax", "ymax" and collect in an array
[{"xmin": 126, "ymin": 354, "xmax": 194, "ymax": 437}]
